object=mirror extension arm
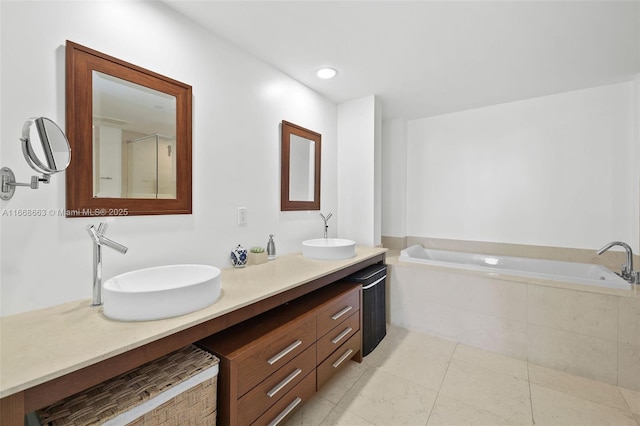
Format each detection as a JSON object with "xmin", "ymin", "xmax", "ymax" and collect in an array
[{"xmin": 1, "ymin": 167, "xmax": 50, "ymax": 199}]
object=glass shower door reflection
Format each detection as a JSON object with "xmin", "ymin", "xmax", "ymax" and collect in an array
[{"xmin": 127, "ymin": 134, "xmax": 176, "ymax": 199}]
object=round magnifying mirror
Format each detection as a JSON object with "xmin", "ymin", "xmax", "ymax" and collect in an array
[{"xmin": 21, "ymin": 117, "xmax": 71, "ymax": 175}]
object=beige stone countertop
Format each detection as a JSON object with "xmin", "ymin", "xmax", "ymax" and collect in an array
[{"xmin": 0, "ymin": 246, "xmax": 387, "ymax": 399}]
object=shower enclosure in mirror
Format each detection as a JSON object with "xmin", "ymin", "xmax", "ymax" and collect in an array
[
  {"xmin": 92, "ymin": 72, "xmax": 177, "ymax": 199},
  {"xmin": 281, "ymin": 120, "xmax": 321, "ymax": 211},
  {"xmin": 66, "ymin": 41, "xmax": 192, "ymax": 217}
]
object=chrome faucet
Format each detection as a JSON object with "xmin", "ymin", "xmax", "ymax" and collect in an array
[
  {"xmin": 86, "ymin": 223, "xmax": 128, "ymax": 306},
  {"xmin": 597, "ymin": 241, "xmax": 637, "ymax": 284},
  {"xmin": 320, "ymin": 212, "xmax": 333, "ymax": 238}
]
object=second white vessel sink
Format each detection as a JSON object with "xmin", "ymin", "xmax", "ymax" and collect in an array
[
  {"xmin": 302, "ymin": 238, "xmax": 356, "ymax": 260},
  {"xmin": 103, "ymin": 264, "xmax": 222, "ymax": 321}
]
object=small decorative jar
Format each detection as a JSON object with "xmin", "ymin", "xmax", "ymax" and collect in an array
[{"xmin": 230, "ymin": 244, "xmax": 247, "ymax": 268}]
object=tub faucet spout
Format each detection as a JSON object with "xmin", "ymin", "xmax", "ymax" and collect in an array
[
  {"xmin": 596, "ymin": 241, "xmax": 636, "ymax": 284},
  {"xmin": 87, "ymin": 223, "xmax": 128, "ymax": 306}
]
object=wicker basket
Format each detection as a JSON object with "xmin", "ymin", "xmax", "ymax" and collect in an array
[{"xmin": 36, "ymin": 345, "xmax": 219, "ymax": 426}]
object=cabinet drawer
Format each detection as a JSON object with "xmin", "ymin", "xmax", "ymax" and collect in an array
[
  {"xmin": 316, "ymin": 287, "xmax": 360, "ymax": 338},
  {"xmin": 238, "ymin": 316, "xmax": 316, "ymax": 396},
  {"xmin": 239, "ymin": 343, "xmax": 316, "ymax": 425},
  {"xmin": 251, "ymin": 371, "xmax": 316, "ymax": 426},
  {"xmin": 317, "ymin": 330, "xmax": 361, "ymax": 390},
  {"xmin": 317, "ymin": 311, "xmax": 360, "ymax": 363}
]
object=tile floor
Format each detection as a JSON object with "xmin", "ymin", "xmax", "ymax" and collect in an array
[{"xmin": 286, "ymin": 325, "xmax": 640, "ymax": 426}]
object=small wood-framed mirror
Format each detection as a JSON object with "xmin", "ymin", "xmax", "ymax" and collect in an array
[
  {"xmin": 281, "ymin": 120, "xmax": 321, "ymax": 211},
  {"xmin": 65, "ymin": 41, "xmax": 192, "ymax": 217}
]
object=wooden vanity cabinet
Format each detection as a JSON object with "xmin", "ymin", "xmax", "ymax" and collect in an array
[
  {"xmin": 198, "ymin": 281, "xmax": 362, "ymax": 426},
  {"xmin": 316, "ymin": 311, "xmax": 360, "ymax": 362}
]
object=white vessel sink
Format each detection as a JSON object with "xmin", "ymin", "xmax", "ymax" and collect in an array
[
  {"xmin": 103, "ymin": 264, "xmax": 222, "ymax": 321},
  {"xmin": 302, "ymin": 238, "xmax": 356, "ymax": 260}
]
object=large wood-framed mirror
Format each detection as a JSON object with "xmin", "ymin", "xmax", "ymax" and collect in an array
[
  {"xmin": 65, "ymin": 41, "xmax": 192, "ymax": 217},
  {"xmin": 281, "ymin": 120, "xmax": 321, "ymax": 211}
]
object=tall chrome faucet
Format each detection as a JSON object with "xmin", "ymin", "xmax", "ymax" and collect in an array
[
  {"xmin": 597, "ymin": 241, "xmax": 637, "ymax": 284},
  {"xmin": 320, "ymin": 212, "xmax": 333, "ymax": 238},
  {"xmin": 86, "ymin": 223, "xmax": 128, "ymax": 306}
]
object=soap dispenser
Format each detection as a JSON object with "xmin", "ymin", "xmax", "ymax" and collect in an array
[{"xmin": 267, "ymin": 234, "xmax": 276, "ymax": 261}]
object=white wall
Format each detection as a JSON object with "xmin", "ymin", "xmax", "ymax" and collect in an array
[
  {"xmin": 337, "ymin": 95, "xmax": 380, "ymax": 246},
  {"xmin": 406, "ymin": 82, "xmax": 639, "ymax": 252},
  {"xmin": 0, "ymin": 1, "xmax": 338, "ymax": 316},
  {"xmin": 635, "ymin": 75, "xmax": 640, "ymax": 250},
  {"xmin": 381, "ymin": 118, "xmax": 408, "ymax": 237},
  {"xmin": 374, "ymin": 97, "xmax": 382, "ymax": 246}
]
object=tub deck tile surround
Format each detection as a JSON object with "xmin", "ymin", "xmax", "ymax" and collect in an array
[
  {"xmin": 620, "ymin": 297, "xmax": 640, "ymax": 345},
  {"xmin": 0, "ymin": 246, "xmax": 386, "ymax": 424},
  {"xmin": 619, "ymin": 342, "xmax": 640, "ymax": 391},
  {"xmin": 386, "ymin": 251, "xmax": 640, "ymax": 391},
  {"xmin": 527, "ymin": 285, "xmax": 618, "ymax": 340},
  {"xmin": 618, "ymin": 297, "xmax": 640, "ymax": 391},
  {"xmin": 458, "ymin": 311, "xmax": 528, "ymax": 360}
]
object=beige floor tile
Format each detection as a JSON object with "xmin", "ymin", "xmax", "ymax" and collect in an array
[
  {"xmin": 620, "ymin": 387, "xmax": 640, "ymax": 423},
  {"xmin": 530, "ymin": 383, "xmax": 637, "ymax": 425},
  {"xmin": 303, "ymin": 325, "xmax": 640, "ymax": 426},
  {"xmin": 336, "ymin": 368, "xmax": 437, "ymax": 426},
  {"xmin": 427, "ymin": 395, "xmax": 527, "ymax": 426},
  {"xmin": 319, "ymin": 406, "xmax": 375, "ymax": 426},
  {"xmin": 286, "ymin": 395, "xmax": 335, "ymax": 426},
  {"xmin": 439, "ymin": 359, "xmax": 532, "ymax": 425},
  {"xmin": 364, "ymin": 324, "xmax": 456, "ymax": 370},
  {"xmin": 316, "ymin": 360, "xmax": 369, "ymax": 404},
  {"xmin": 367, "ymin": 327, "xmax": 455, "ymax": 391},
  {"xmin": 375, "ymin": 338, "xmax": 451, "ymax": 391},
  {"xmin": 453, "ymin": 344, "xmax": 528, "ymax": 381},
  {"xmin": 370, "ymin": 324, "xmax": 401, "ymax": 351},
  {"xmin": 528, "ymin": 363, "xmax": 629, "ymax": 411},
  {"xmin": 362, "ymin": 334, "xmax": 397, "ymax": 368},
  {"xmin": 385, "ymin": 323, "xmax": 404, "ymax": 338}
]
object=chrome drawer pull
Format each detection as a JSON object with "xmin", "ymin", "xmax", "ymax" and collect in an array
[
  {"xmin": 268, "ymin": 340, "xmax": 302, "ymax": 365},
  {"xmin": 268, "ymin": 396, "xmax": 302, "ymax": 426},
  {"xmin": 331, "ymin": 306, "xmax": 353, "ymax": 321},
  {"xmin": 331, "ymin": 327, "xmax": 353, "ymax": 345},
  {"xmin": 332, "ymin": 348, "xmax": 354, "ymax": 369},
  {"xmin": 267, "ymin": 368, "xmax": 302, "ymax": 398}
]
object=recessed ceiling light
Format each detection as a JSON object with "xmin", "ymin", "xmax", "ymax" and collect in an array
[{"xmin": 317, "ymin": 68, "xmax": 337, "ymax": 79}]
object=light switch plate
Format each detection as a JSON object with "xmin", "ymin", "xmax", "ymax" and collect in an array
[{"xmin": 237, "ymin": 207, "xmax": 247, "ymax": 225}]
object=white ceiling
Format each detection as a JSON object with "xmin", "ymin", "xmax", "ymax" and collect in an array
[{"xmin": 165, "ymin": 1, "xmax": 639, "ymax": 120}]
